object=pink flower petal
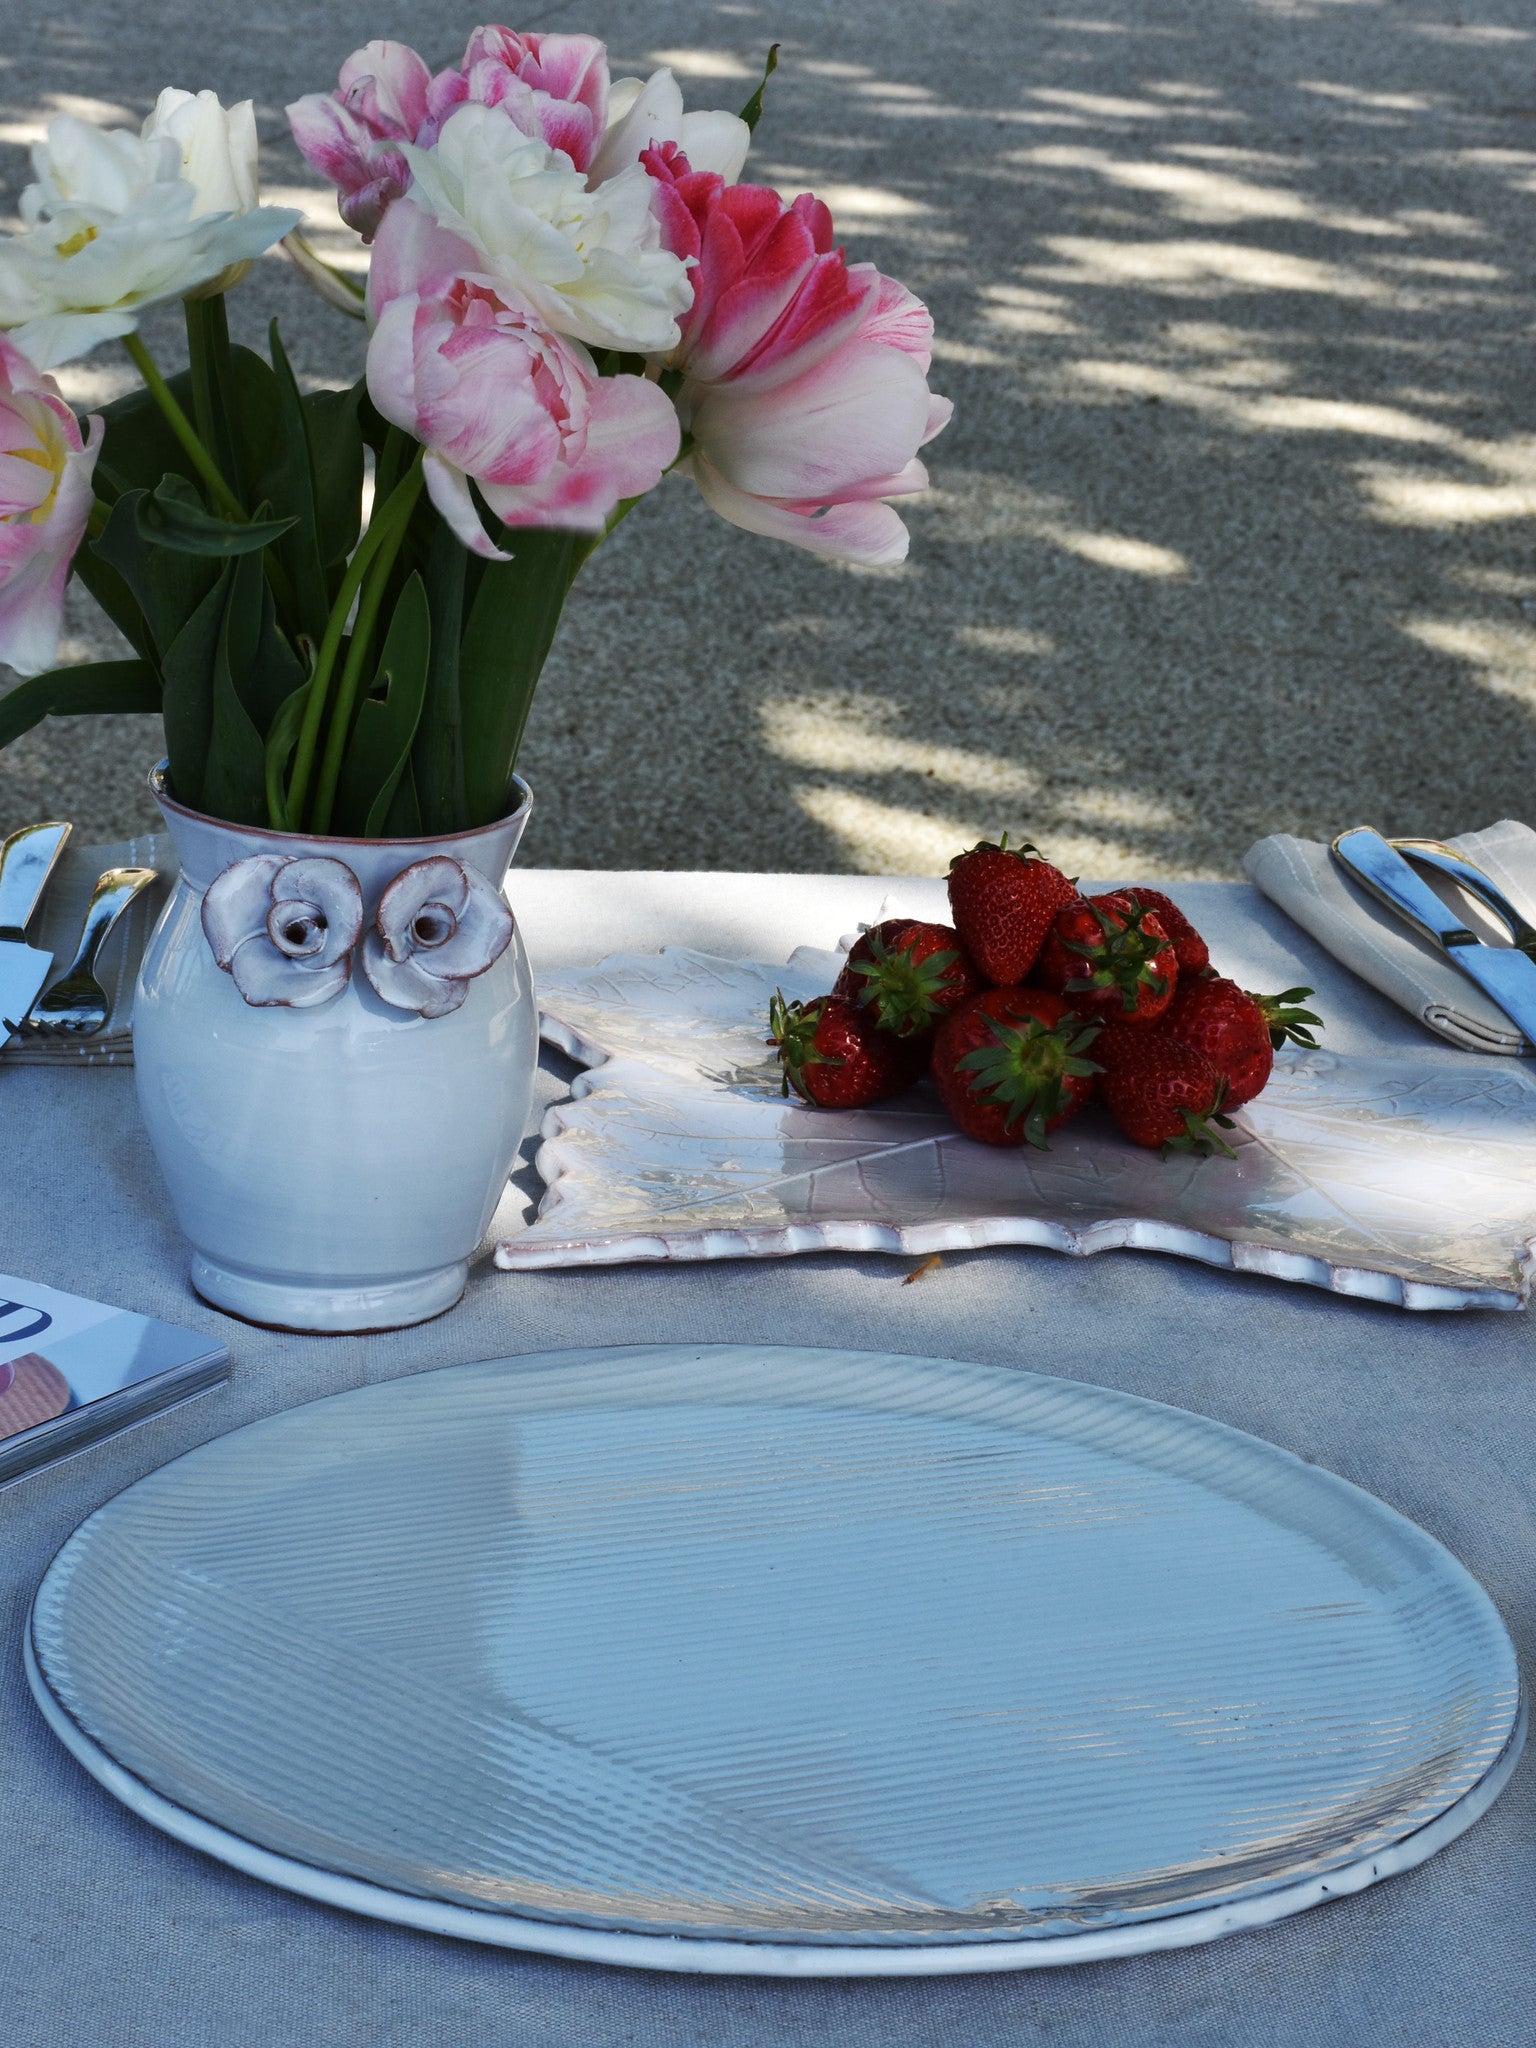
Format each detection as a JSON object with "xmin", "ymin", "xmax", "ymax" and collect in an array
[
  {"xmin": 0, "ymin": 374, "xmax": 97, "ymax": 678},
  {"xmin": 365, "ymin": 198, "xmax": 482, "ymax": 318},
  {"xmin": 689, "ymin": 340, "xmax": 934, "ymax": 501},
  {"xmin": 338, "ymin": 40, "xmax": 433, "ymax": 136},
  {"xmin": 422, "ymin": 456, "xmax": 512, "ymax": 561},
  {"xmin": 286, "ymin": 92, "xmax": 375, "ymax": 195},
  {"xmin": 856, "ymin": 270, "xmax": 936, "ymax": 367},
  {"xmin": 685, "ymin": 454, "xmax": 913, "ymax": 566},
  {"xmin": 482, "ymin": 372, "xmax": 679, "ymax": 530}
]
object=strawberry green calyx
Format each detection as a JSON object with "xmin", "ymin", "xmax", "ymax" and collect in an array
[
  {"xmin": 949, "ymin": 831, "xmax": 1047, "ymax": 871},
  {"xmin": 1163, "ymin": 1078, "xmax": 1237, "ymax": 1160},
  {"xmin": 1253, "ymin": 986, "xmax": 1323, "ymax": 1051},
  {"xmin": 955, "ymin": 1013, "xmax": 1101, "ymax": 1149},
  {"xmin": 1061, "ymin": 901, "xmax": 1170, "ymax": 1011},
  {"xmin": 767, "ymin": 990, "xmax": 838, "ymax": 1101},
  {"xmin": 1164, "ymin": 1109, "xmax": 1237, "ymax": 1159},
  {"xmin": 846, "ymin": 930, "xmax": 963, "ymax": 1036}
]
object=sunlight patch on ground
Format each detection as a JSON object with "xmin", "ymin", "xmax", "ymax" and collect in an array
[
  {"xmin": 923, "ymin": 472, "xmax": 1188, "ymax": 576},
  {"xmin": 1028, "ymin": 87, "xmax": 1175, "ymax": 120},
  {"xmin": 264, "ymin": 185, "xmax": 364, "ymax": 269},
  {"xmin": 1053, "ymin": 530, "xmax": 1189, "ymax": 577},
  {"xmin": 0, "ymin": 91, "xmax": 136, "ymax": 146},
  {"xmin": 48, "ymin": 359, "xmax": 135, "ymax": 407},
  {"xmin": 1450, "ymin": 566, "xmax": 1536, "ymax": 598},
  {"xmin": 1034, "ymin": 237, "xmax": 1392, "ymax": 300},
  {"xmin": 794, "ymin": 786, "xmax": 1208, "ymax": 881},
  {"xmin": 1012, "ymin": 147, "xmax": 1408, "ymax": 237},
  {"xmin": 980, "ymin": 283, "xmax": 1084, "ymax": 337},
  {"xmin": 775, "ymin": 181, "xmax": 933, "ymax": 220},
  {"xmin": 1368, "ymin": 464, "xmax": 1536, "ymax": 528},
  {"xmin": 794, "ymin": 787, "xmax": 982, "ymax": 873},
  {"xmin": 1077, "ymin": 361, "xmax": 1467, "ymax": 448},
  {"xmin": 647, "ymin": 49, "xmax": 755, "ymax": 79},
  {"xmin": 930, "ymin": 337, "xmax": 1016, "ymax": 367},
  {"xmin": 956, "ymin": 625, "xmax": 1059, "ymax": 656},
  {"xmin": 761, "ymin": 699, "xmax": 1043, "ymax": 798},
  {"xmin": 1401, "ymin": 617, "xmax": 1536, "ymax": 704},
  {"xmin": 1297, "ymin": 81, "xmax": 1439, "ymax": 113}
]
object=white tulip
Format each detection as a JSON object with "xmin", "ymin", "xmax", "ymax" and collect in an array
[
  {"xmin": 589, "ymin": 69, "xmax": 750, "ymax": 187},
  {"xmin": 0, "ymin": 107, "xmax": 298, "ymax": 368},
  {"xmin": 142, "ymin": 88, "xmax": 260, "ymax": 219},
  {"xmin": 397, "ymin": 103, "xmax": 691, "ymax": 355}
]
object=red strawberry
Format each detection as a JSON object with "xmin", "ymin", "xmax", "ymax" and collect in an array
[
  {"xmin": 768, "ymin": 991, "xmax": 924, "ymax": 1108},
  {"xmin": 947, "ymin": 836, "xmax": 1077, "ymax": 985},
  {"xmin": 832, "ymin": 919, "xmax": 983, "ymax": 1039},
  {"xmin": 1034, "ymin": 892, "xmax": 1179, "ymax": 1023},
  {"xmin": 1120, "ymin": 888, "xmax": 1209, "ymax": 978},
  {"xmin": 1163, "ymin": 978, "xmax": 1322, "ymax": 1108},
  {"xmin": 930, "ymin": 987, "xmax": 1101, "ymax": 1147},
  {"xmin": 1096, "ymin": 1023, "xmax": 1236, "ymax": 1156}
]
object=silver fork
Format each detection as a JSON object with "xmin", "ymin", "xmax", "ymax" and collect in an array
[{"xmin": 11, "ymin": 867, "xmax": 158, "ymax": 1037}]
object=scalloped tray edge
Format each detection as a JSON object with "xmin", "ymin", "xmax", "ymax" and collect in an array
[{"xmin": 519, "ymin": 1014, "xmax": 1529, "ymax": 1308}]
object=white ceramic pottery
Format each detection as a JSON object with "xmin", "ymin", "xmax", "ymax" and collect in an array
[{"xmin": 134, "ymin": 763, "xmax": 537, "ymax": 1333}]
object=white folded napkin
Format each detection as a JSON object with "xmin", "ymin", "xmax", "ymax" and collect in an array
[
  {"xmin": 1243, "ymin": 820, "xmax": 1536, "ymax": 1056},
  {"xmin": 1, "ymin": 833, "xmax": 171, "ymax": 1066}
]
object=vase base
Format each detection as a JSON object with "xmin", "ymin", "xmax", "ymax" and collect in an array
[{"xmin": 189, "ymin": 1255, "xmax": 468, "ymax": 1335}]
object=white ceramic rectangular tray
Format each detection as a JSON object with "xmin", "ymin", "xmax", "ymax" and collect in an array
[{"xmin": 500, "ymin": 945, "xmax": 1536, "ymax": 1310}]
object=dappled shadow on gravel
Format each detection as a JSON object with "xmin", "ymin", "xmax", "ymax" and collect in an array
[{"xmin": 3, "ymin": 0, "xmax": 1535, "ymax": 874}]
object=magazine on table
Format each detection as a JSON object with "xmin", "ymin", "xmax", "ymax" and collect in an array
[{"xmin": 0, "ymin": 1274, "xmax": 228, "ymax": 1489}]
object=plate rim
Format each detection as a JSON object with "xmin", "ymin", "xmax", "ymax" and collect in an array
[
  {"xmin": 23, "ymin": 1342, "xmax": 1529, "ymax": 1974},
  {"xmin": 23, "ymin": 1630, "xmax": 1527, "ymax": 1977}
]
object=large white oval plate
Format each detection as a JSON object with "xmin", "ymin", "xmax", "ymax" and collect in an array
[{"xmin": 27, "ymin": 1346, "xmax": 1524, "ymax": 1976}]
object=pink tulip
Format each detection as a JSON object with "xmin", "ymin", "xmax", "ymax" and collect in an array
[
  {"xmin": 288, "ymin": 29, "xmax": 612, "ymax": 239},
  {"xmin": 421, "ymin": 28, "xmax": 609, "ymax": 172},
  {"xmin": 286, "ymin": 40, "xmax": 432, "ymax": 239},
  {"xmin": 0, "ymin": 334, "xmax": 100, "ymax": 676},
  {"xmin": 645, "ymin": 146, "xmax": 951, "ymax": 567},
  {"xmin": 365, "ymin": 200, "xmax": 679, "ymax": 552}
]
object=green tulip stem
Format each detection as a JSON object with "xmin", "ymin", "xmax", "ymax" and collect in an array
[
  {"xmin": 122, "ymin": 332, "xmax": 246, "ymax": 525},
  {"xmin": 286, "ymin": 454, "xmax": 424, "ymax": 832}
]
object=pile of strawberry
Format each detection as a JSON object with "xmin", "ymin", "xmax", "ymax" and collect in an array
[{"xmin": 769, "ymin": 838, "xmax": 1322, "ymax": 1155}]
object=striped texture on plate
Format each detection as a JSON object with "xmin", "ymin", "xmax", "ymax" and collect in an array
[{"xmin": 29, "ymin": 1346, "xmax": 1522, "ymax": 1951}]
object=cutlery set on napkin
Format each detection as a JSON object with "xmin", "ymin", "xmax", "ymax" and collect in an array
[
  {"xmin": 1246, "ymin": 819, "xmax": 1536, "ymax": 1056},
  {"xmin": 0, "ymin": 823, "xmax": 169, "ymax": 1067}
]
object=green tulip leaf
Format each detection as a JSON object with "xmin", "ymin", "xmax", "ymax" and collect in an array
[
  {"xmin": 332, "ymin": 572, "xmax": 431, "ymax": 837},
  {"xmin": 93, "ymin": 490, "xmax": 219, "ymax": 659},
  {"xmin": 136, "ymin": 473, "xmax": 295, "ymax": 557},
  {"xmin": 0, "ymin": 659, "xmax": 160, "ymax": 751},
  {"xmin": 159, "ymin": 566, "xmax": 235, "ymax": 816},
  {"xmin": 739, "ymin": 45, "xmax": 780, "ymax": 132}
]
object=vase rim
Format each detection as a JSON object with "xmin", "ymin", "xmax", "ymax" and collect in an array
[{"xmin": 147, "ymin": 760, "xmax": 533, "ymax": 850}]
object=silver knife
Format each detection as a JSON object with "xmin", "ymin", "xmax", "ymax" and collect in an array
[
  {"xmin": 0, "ymin": 821, "xmax": 72, "ymax": 1037},
  {"xmin": 1389, "ymin": 838, "xmax": 1536, "ymax": 961},
  {"xmin": 1332, "ymin": 826, "xmax": 1536, "ymax": 1044}
]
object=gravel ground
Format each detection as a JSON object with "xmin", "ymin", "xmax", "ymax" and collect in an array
[{"xmin": 2, "ymin": 0, "xmax": 1535, "ymax": 875}]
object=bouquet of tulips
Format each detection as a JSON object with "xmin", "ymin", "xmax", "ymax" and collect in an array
[{"xmin": 0, "ymin": 30, "xmax": 951, "ymax": 838}]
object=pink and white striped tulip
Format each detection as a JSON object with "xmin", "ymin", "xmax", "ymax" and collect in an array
[
  {"xmin": 288, "ymin": 28, "xmax": 747, "ymax": 241},
  {"xmin": 421, "ymin": 28, "xmax": 610, "ymax": 173},
  {"xmin": 365, "ymin": 201, "xmax": 679, "ymax": 552},
  {"xmin": 0, "ymin": 334, "xmax": 100, "ymax": 676},
  {"xmin": 644, "ymin": 148, "xmax": 951, "ymax": 567},
  {"xmin": 286, "ymin": 40, "xmax": 432, "ymax": 239}
]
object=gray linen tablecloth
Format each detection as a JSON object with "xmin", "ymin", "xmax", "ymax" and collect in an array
[{"xmin": 2, "ymin": 871, "xmax": 1533, "ymax": 2048}]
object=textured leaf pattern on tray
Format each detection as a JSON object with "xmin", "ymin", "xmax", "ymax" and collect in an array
[{"xmin": 503, "ymin": 946, "xmax": 1536, "ymax": 1308}]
